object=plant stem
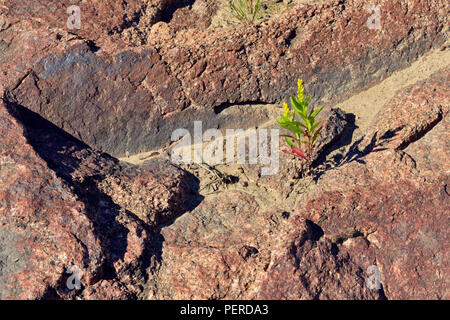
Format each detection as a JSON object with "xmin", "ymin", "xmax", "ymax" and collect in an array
[{"xmin": 307, "ymin": 140, "xmax": 311, "ymax": 174}]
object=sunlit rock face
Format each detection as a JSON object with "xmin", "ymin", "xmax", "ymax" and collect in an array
[{"xmin": 0, "ymin": 0, "xmax": 448, "ymax": 300}]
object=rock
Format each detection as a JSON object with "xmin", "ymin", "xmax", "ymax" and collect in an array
[
  {"xmin": 150, "ymin": 190, "xmax": 381, "ymax": 300},
  {"xmin": 81, "ymin": 280, "xmax": 135, "ymax": 300},
  {"xmin": 156, "ymin": 0, "xmax": 219, "ymax": 33},
  {"xmin": 294, "ymin": 67, "xmax": 450, "ymax": 299},
  {"xmin": 258, "ymin": 216, "xmax": 381, "ymax": 300},
  {"xmin": 149, "ymin": 191, "xmax": 286, "ymax": 299},
  {"xmin": 0, "ymin": 99, "xmax": 104, "ymax": 299},
  {"xmin": 0, "ymin": 99, "xmax": 195, "ymax": 299},
  {"xmin": 99, "ymin": 158, "xmax": 196, "ymax": 225},
  {"xmin": 2, "ymin": 0, "xmax": 447, "ymax": 157},
  {"xmin": 0, "ymin": 0, "xmax": 448, "ymax": 301},
  {"xmin": 359, "ymin": 66, "xmax": 449, "ymax": 152},
  {"xmin": 156, "ymin": 0, "xmax": 447, "ymax": 108},
  {"xmin": 2, "ymin": 0, "xmax": 167, "ymax": 44},
  {"xmin": 5, "ymin": 42, "xmax": 188, "ymax": 156}
]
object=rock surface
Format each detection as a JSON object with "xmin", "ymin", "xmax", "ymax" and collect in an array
[
  {"xmin": 0, "ymin": 0, "xmax": 448, "ymax": 301},
  {"xmin": 258, "ymin": 216, "xmax": 381, "ymax": 300},
  {"xmin": 0, "ymin": 99, "xmax": 195, "ymax": 299},
  {"xmin": 146, "ymin": 67, "xmax": 449, "ymax": 300},
  {"xmin": 0, "ymin": 98, "xmax": 102, "ymax": 299},
  {"xmin": 151, "ymin": 191, "xmax": 272, "ymax": 299},
  {"xmin": 292, "ymin": 67, "xmax": 450, "ymax": 299},
  {"xmin": 1, "ymin": 0, "xmax": 447, "ymax": 156}
]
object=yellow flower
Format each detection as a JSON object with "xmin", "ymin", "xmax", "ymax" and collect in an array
[
  {"xmin": 282, "ymin": 102, "xmax": 289, "ymax": 117},
  {"xmin": 297, "ymin": 79, "xmax": 304, "ymax": 103}
]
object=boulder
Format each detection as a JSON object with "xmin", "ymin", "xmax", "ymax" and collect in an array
[
  {"xmin": 2, "ymin": 0, "xmax": 447, "ymax": 156},
  {"xmin": 293, "ymin": 67, "xmax": 449, "ymax": 299},
  {"xmin": 0, "ymin": 99, "xmax": 195, "ymax": 299}
]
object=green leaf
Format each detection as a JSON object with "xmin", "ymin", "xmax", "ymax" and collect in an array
[
  {"xmin": 285, "ymin": 136, "xmax": 296, "ymax": 146},
  {"xmin": 290, "ymin": 96, "xmax": 303, "ymax": 116},
  {"xmin": 253, "ymin": 0, "xmax": 261, "ymax": 22},
  {"xmin": 310, "ymin": 105, "xmax": 324, "ymax": 118},
  {"xmin": 310, "ymin": 121, "xmax": 322, "ymax": 133},
  {"xmin": 297, "ymin": 111, "xmax": 308, "ymax": 124},
  {"xmin": 292, "ymin": 121, "xmax": 306, "ymax": 128},
  {"xmin": 281, "ymin": 134, "xmax": 301, "ymax": 147},
  {"xmin": 305, "ymin": 117, "xmax": 312, "ymax": 132},
  {"xmin": 277, "ymin": 118, "xmax": 304, "ymax": 135},
  {"xmin": 312, "ymin": 126, "xmax": 322, "ymax": 144},
  {"xmin": 304, "ymin": 95, "xmax": 311, "ymax": 108},
  {"xmin": 295, "ymin": 132, "xmax": 302, "ymax": 146}
]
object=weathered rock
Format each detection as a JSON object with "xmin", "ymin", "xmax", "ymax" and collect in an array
[
  {"xmin": 99, "ymin": 158, "xmax": 196, "ymax": 225},
  {"xmin": 156, "ymin": 0, "xmax": 448, "ymax": 107},
  {"xmin": 1, "ymin": 0, "xmax": 219, "ymax": 45},
  {"xmin": 151, "ymin": 190, "xmax": 381, "ymax": 300},
  {"xmin": 2, "ymin": 0, "xmax": 155, "ymax": 43},
  {"xmin": 2, "ymin": 0, "xmax": 447, "ymax": 157},
  {"xmin": 359, "ymin": 66, "xmax": 449, "ymax": 152},
  {"xmin": 0, "ymin": 99, "xmax": 103, "ymax": 299},
  {"xmin": 150, "ymin": 191, "xmax": 286, "ymax": 299},
  {"xmin": 0, "ymin": 0, "xmax": 448, "ymax": 301},
  {"xmin": 81, "ymin": 279, "xmax": 135, "ymax": 300},
  {"xmin": 0, "ymin": 99, "xmax": 195, "ymax": 299},
  {"xmin": 293, "ymin": 67, "xmax": 450, "ymax": 299},
  {"xmin": 162, "ymin": 0, "xmax": 219, "ymax": 32},
  {"xmin": 5, "ymin": 41, "xmax": 188, "ymax": 156},
  {"xmin": 258, "ymin": 216, "xmax": 381, "ymax": 300}
]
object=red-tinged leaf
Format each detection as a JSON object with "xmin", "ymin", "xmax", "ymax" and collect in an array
[
  {"xmin": 291, "ymin": 146, "xmax": 307, "ymax": 160},
  {"xmin": 282, "ymin": 149, "xmax": 296, "ymax": 156}
]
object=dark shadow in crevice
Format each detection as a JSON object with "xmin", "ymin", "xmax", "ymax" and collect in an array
[
  {"xmin": 284, "ymin": 28, "xmax": 297, "ymax": 47},
  {"xmin": 86, "ymin": 40, "xmax": 101, "ymax": 53},
  {"xmin": 213, "ymin": 99, "xmax": 270, "ymax": 115},
  {"xmin": 305, "ymin": 219, "xmax": 324, "ymax": 242},
  {"xmin": 160, "ymin": 0, "xmax": 196, "ymax": 24},
  {"xmin": 39, "ymin": 286, "xmax": 62, "ymax": 301},
  {"xmin": 378, "ymin": 284, "xmax": 388, "ymax": 300},
  {"xmin": 330, "ymin": 242, "xmax": 339, "ymax": 256}
]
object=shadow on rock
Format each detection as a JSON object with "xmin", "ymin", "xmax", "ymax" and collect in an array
[
  {"xmin": 4, "ymin": 101, "xmax": 203, "ymax": 297},
  {"xmin": 5, "ymin": 102, "xmax": 132, "ymax": 277}
]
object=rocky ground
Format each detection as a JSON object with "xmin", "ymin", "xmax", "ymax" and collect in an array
[{"xmin": 0, "ymin": 0, "xmax": 448, "ymax": 299}]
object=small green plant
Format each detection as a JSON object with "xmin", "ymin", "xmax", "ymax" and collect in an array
[
  {"xmin": 222, "ymin": 0, "xmax": 262, "ymax": 25},
  {"xmin": 277, "ymin": 79, "xmax": 324, "ymax": 175}
]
